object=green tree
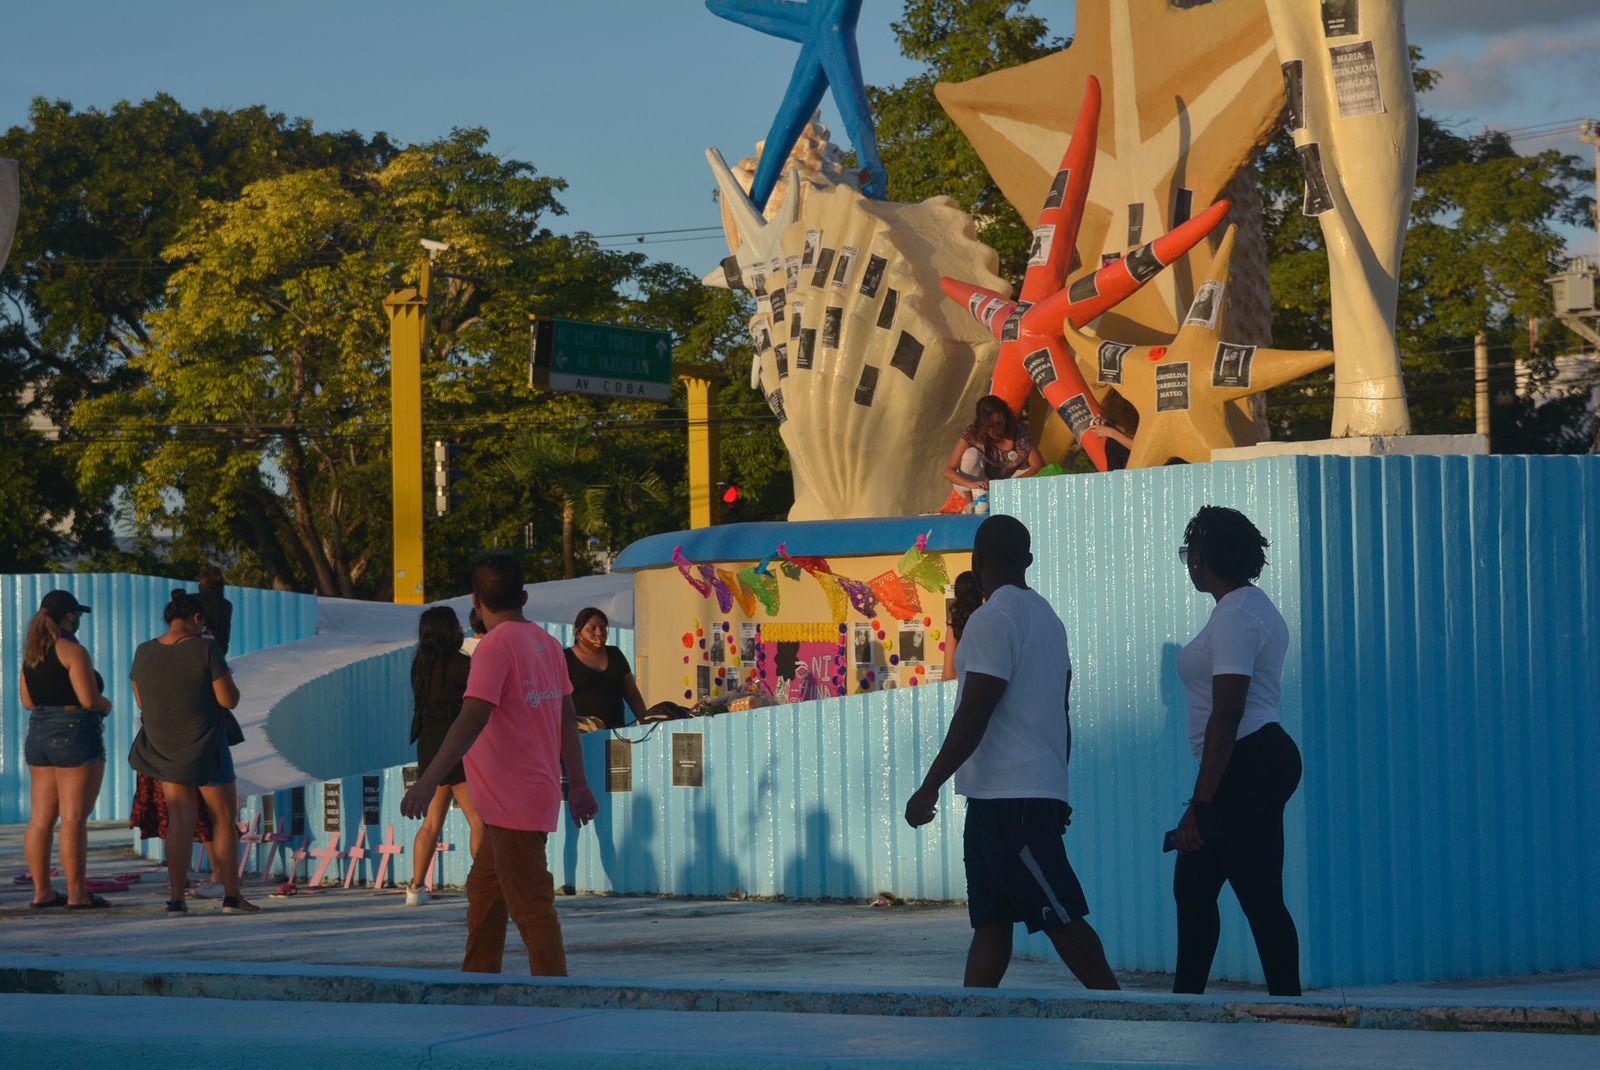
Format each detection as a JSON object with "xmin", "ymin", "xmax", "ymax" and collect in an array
[
  {"xmin": 0, "ymin": 95, "xmax": 394, "ymax": 561},
  {"xmin": 73, "ymin": 129, "xmax": 645, "ymax": 596},
  {"xmin": 1259, "ymin": 51, "xmax": 1596, "ymax": 444},
  {"xmin": 866, "ymin": 0, "xmax": 1062, "ymax": 286}
]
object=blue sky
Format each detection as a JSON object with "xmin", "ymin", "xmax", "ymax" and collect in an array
[{"xmin": 2, "ymin": 1, "xmax": 1596, "ymax": 274}]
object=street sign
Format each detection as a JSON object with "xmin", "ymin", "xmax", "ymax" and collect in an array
[{"xmin": 529, "ymin": 317, "xmax": 673, "ymax": 400}]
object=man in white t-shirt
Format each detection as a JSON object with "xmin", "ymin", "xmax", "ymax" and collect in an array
[{"xmin": 905, "ymin": 515, "xmax": 1119, "ymax": 989}]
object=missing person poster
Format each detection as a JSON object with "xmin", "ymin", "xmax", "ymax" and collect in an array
[
  {"xmin": 1184, "ymin": 281, "xmax": 1225, "ymax": 330},
  {"xmin": 890, "ymin": 332, "xmax": 924, "ymax": 379},
  {"xmin": 822, "ymin": 306, "xmax": 843, "ymax": 350},
  {"xmin": 1282, "ymin": 59, "xmax": 1306, "ymax": 131},
  {"xmin": 1097, "ymin": 340, "xmax": 1131, "ymax": 385},
  {"xmin": 797, "ymin": 327, "xmax": 817, "ymax": 370},
  {"xmin": 876, "ymin": 288, "xmax": 898, "ymax": 330},
  {"xmin": 1057, "ymin": 394, "xmax": 1094, "ymax": 437},
  {"xmin": 851, "ymin": 621, "xmax": 873, "ymax": 667},
  {"xmin": 1027, "ymin": 223, "xmax": 1056, "ymax": 268},
  {"xmin": 1023, "ymin": 348, "xmax": 1057, "ymax": 389},
  {"xmin": 750, "ymin": 318, "xmax": 772, "ymax": 354},
  {"xmin": 1124, "ymin": 241, "xmax": 1163, "ymax": 284},
  {"xmin": 1043, "ymin": 168, "xmax": 1071, "ymax": 210},
  {"xmin": 785, "ymin": 254, "xmax": 800, "ymax": 293},
  {"xmin": 1125, "ymin": 202, "xmax": 1145, "ymax": 247},
  {"xmin": 802, "ymin": 229, "xmax": 821, "ymax": 269},
  {"xmin": 1212, "ymin": 342, "xmax": 1256, "ymax": 389},
  {"xmin": 854, "ymin": 364, "xmax": 879, "ymax": 406},
  {"xmin": 1156, "ymin": 362, "xmax": 1191, "ymax": 412},
  {"xmin": 859, "ymin": 253, "xmax": 887, "ymax": 298},
  {"xmin": 1329, "ymin": 41, "xmax": 1385, "ymax": 118},
  {"xmin": 898, "ymin": 624, "xmax": 926, "ymax": 667},
  {"xmin": 1321, "ymin": 0, "xmax": 1358, "ymax": 38},
  {"xmin": 810, "ymin": 247, "xmax": 835, "ymax": 288},
  {"xmin": 1297, "ymin": 142, "xmax": 1336, "ymax": 216},
  {"xmin": 831, "ymin": 245, "xmax": 858, "ymax": 289},
  {"xmin": 739, "ymin": 622, "xmax": 760, "ymax": 666},
  {"xmin": 768, "ymin": 285, "xmax": 787, "ymax": 324}
]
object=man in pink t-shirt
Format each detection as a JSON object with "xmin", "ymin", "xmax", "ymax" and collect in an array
[{"xmin": 401, "ymin": 554, "xmax": 599, "ymax": 975}]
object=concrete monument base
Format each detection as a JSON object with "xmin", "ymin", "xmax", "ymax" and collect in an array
[{"xmin": 1212, "ymin": 434, "xmax": 1487, "ymax": 462}]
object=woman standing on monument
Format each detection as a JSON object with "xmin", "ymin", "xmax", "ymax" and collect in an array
[{"xmin": 1170, "ymin": 506, "xmax": 1303, "ymax": 996}]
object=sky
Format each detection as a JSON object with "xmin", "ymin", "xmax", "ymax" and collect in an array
[{"xmin": 2, "ymin": 0, "xmax": 1597, "ymax": 275}]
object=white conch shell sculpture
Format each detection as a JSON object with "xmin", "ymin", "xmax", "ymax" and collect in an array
[
  {"xmin": 0, "ymin": 159, "xmax": 19, "ymax": 273},
  {"xmin": 711, "ymin": 166, "xmax": 1004, "ymax": 520},
  {"xmin": 1265, "ymin": 0, "xmax": 1416, "ymax": 436}
]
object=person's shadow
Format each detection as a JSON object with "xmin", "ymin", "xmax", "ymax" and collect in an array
[
  {"xmin": 676, "ymin": 797, "xmax": 742, "ymax": 896},
  {"xmin": 782, "ymin": 807, "xmax": 861, "ymax": 900},
  {"xmin": 560, "ymin": 733, "xmax": 624, "ymax": 892}
]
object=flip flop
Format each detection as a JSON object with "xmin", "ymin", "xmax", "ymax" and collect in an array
[
  {"xmin": 84, "ymin": 879, "xmax": 130, "ymax": 894},
  {"xmin": 66, "ymin": 894, "xmax": 111, "ymax": 910},
  {"xmin": 29, "ymin": 892, "xmax": 66, "ymax": 909}
]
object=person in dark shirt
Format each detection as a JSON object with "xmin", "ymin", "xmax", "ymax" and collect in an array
[
  {"xmin": 564, "ymin": 607, "xmax": 647, "ymax": 730},
  {"xmin": 196, "ymin": 565, "xmax": 233, "ymax": 656},
  {"xmin": 405, "ymin": 606, "xmax": 484, "ymax": 906}
]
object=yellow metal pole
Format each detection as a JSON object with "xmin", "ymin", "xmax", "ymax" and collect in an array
[
  {"xmin": 682, "ymin": 372, "xmax": 721, "ymax": 529},
  {"xmin": 385, "ymin": 271, "xmax": 428, "ymax": 604}
]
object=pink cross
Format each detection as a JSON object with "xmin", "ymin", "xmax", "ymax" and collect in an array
[
  {"xmin": 308, "ymin": 833, "xmax": 343, "ymax": 888},
  {"xmin": 236, "ymin": 813, "xmax": 263, "ymax": 880},
  {"xmin": 426, "ymin": 839, "xmax": 454, "ymax": 892},
  {"xmin": 260, "ymin": 832, "xmax": 292, "ymax": 882},
  {"xmin": 290, "ymin": 837, "xmax": 311, "ymax": 884},
  {"xmin": 342, "ymin": 826, "xmax": 369, "ymax": 890},
  {"xmin": 373, "ymin": 826, "xmax": 404, "ymax": 889}
]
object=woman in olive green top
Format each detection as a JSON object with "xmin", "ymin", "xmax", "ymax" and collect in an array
[{"xmin": 129, "ymin": 590, "xmax": 258, "ymax": 915}]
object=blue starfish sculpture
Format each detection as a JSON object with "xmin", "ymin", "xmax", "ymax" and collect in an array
[{"xmin": 707, "ymin": 0, "xmax": 887, "ymax": 208}]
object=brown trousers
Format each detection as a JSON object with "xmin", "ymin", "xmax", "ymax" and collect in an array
[{"xmin": 461, "ymin": 824, "xmax": 568, "ymax": 976}]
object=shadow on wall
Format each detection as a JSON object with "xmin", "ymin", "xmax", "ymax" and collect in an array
[{"xmin": 783, "ymin": 807, "xmax": 862, "ymax": 901}]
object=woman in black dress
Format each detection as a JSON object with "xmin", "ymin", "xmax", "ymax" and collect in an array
[
  {"xmin": 565, "ymin": 607, "xmax": 647, "ymax": 731},
  {"xmin": 405, "ymin": 606, "xmax": 483, "ymax": 906}
]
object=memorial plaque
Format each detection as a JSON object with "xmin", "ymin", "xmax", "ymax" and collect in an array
[
  {"xmin": 290, "ymin": 786, "xmax": 306, "ymax": 837},
  {"xmin": 361, "ymin": 775, "xmax": 381, "ymax": 826},
  {"xmin": 607, "ymin": 739, "xmax": 633, "ymax": 793},
  {"xmin": 260, "ymin": 794, "xmax": 276, "ymax": 835},
  {"xmin": 322, "ymin": 782, "xmax": 342, "ymax": 833},
  {"xmin": 672, "ymin": 732, "xmax": 705, "ymax": 788}
]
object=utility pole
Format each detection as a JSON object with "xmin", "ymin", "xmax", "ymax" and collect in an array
[
  {"xmin": 1474, "ymin": 332, "xmax": 1490, "ymax": 447},
  {"xmin": 384, "ymin": 241, "xmax": 444, "ymax": 605}
]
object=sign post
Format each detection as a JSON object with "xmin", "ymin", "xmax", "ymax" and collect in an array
[{"xmin": 529, "ymin": 317, "xmax": 673, "ymax": 401}]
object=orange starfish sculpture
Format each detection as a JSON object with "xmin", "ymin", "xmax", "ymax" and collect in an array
[{"xmin": 940, "ymin": 76, "xmax": 1230, "ymax": 472}]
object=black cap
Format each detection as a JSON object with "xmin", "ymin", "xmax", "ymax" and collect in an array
[{"xmin": 40, "ymin": 590, "xmax": 91, "ymax": 621}]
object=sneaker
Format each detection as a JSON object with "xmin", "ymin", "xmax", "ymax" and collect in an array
[
  {"xmin": 404, "ymin": 884, "xmax": 430, "ymax": 907},
  {"xmin": 221, "ymin": 895, "xmax": 260, "ymax": 915},
  {"xmin": 165, "ymin": 899, "xmax": 187, "ymax": 914}
]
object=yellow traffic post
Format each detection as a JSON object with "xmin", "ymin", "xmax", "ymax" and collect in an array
[
  {"xmin": 680, "ymin": 367, "xmax": 726, "ymax": 529},
  {"xmin": 384, "ymin": 260, "xmax": 431, "ymax": 604}
]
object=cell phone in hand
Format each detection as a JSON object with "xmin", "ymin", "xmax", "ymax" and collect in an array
[{"xmin": 1162, "ymin": 829, "xmax": 1178, "ymax": 853}]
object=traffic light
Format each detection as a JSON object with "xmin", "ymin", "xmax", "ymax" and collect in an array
[
  {"xmin": 719, "ymin": 483, "xmax": 742, "ymax": 524},
  {"xmin": 433, "ymin": 440, "xmax": 465, "ymax": 516}
]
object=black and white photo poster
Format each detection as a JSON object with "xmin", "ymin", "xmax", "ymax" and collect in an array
[
  {"xmin": 831, "ymin": 245, "xmax": 858, "ymax": 289},
  {"xmin": 876, "ymin": 287, "xmax": 898, "ymax": 330},
  {"xmin": 898, "ymin": 625, "xmax": 925, "ymax": 666},
  {"xmin": 1156, "ymin": 363, "xmax": 1191, "ymax": 412},
  {"xmin": 1058, "ymin": 394, "xmax": 1094, "ymax": 436},
  {"xmin": 802, "ymin": 229, "xmax": 821, "ymax": 269},
  {"xmin": 740, "ymin": 622, "xmax": 760, "ymax": 666},
  {"xmin": 1023, "ymin": 348, "xmax": 1057, "ymax": 389},
  {"xmin": 1297, "ymin": 142, "xmax": 1336, "ymax": 216},
  {"xmin": 768, "ymin": 285, "xmax": 787, "ymax": 323},
  {"xmin": 785, "ymin": 254, "xmax": 800, "ymax": 293},
  {"xmin": 1097, "ymin": 340, "xmax": 1132, "ymax": 385},
  {"xmin": 1282, "ymin": 59, "xmax": 1306, "ymax": 131},
  {"xmin": 859, "ymin": 253, "xmax": 887, "ymax": 298},
  {"xmin": 810, "ymin": 247, "xmax": 835, "ymax": 288},
  {"xmin": 1329, "ymin": 41, "xmax": 1385, "ymax": 118},
  {"xmin": 851, "ymin": 621, "xmax": 873, "ymax": 667},
  {"xmin": 1321, "ymin": 0, "xmax": 1358, "ymax": 38},
  {"xmin": 773, "ymin": 341, "xmax": 789, "ymax": 379},
  {"xmin": 853, "ymin": 364, "xmax": 879, "ymax": 406},
  {"xmin": 1043, "ymin": 168, "xmax": 1071, "ymax": 210},
  {"xmin": 797, "ymin": 327, "xmax": 817, "ymax": 370},
  {"xmin": 1184, "ymin": 281, "xmax": 1225, "ymax": 329},
  {"xmin": 1027, "ymin": 223, "xmax": 1056, "ymax": 267},
  {"xmin": 1124, "ymin": 241, "xmax": 1163, "ymax": 284},
  {"xmin": 789, "ymin": 298, "xmax": 806, "ymax": 339},
  {"xmin": 750, "ymin": 318, "xmax": 772, "ymax": 354},
  {"xmin": 1125, "ymin": 202, "xmax": 1145, "ymax": 247},
  {"xmin": 1212, "ymin": 343, "xmax": 1256, "ymax": 388},
  {"xmin": 822, "ymin": 306, "xmax": 843, "ymax": 350}
]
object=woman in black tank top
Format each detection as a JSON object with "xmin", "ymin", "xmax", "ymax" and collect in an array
[{"xmin": 19, "ymin": 590, "xmax": 113, "ymax": 909}]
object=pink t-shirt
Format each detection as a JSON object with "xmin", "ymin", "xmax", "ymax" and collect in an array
[{"xmin": 461, "ymin": 621, "xmax": 572, "ymax": 832}]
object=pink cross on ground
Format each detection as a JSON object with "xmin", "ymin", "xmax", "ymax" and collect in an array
[
  {"xmin": 426, "ymin": 839, "xmax": 454, "ymax": 892},
  {"xmin": 308, "ymin": 833, "xmax": 343, "ymax": 888},
  {"xmin": 260, "ymin": 831, "xmax": 292, "ymax": 882},
  {"xmin": 290, "ymin": 837, "xmax": 312, "ymax": 884},
  {"xmin": 236, "ymin": 813, "xmax": 263, "ymax": 880},
  {"xmin": 342, "ymin": 827, "xmax": 369, "ymax": 890},
  {"xmin": 373, "ymin": 826, "xmax": 403, "ymax": 890}
]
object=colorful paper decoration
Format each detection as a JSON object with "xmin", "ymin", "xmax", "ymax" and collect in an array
[
  {"xmin": 812, "ymin": 572, "xmax": 849, "ymax": 624},
  {"xmin": 738, "ymin": 566, "xmax": 781, "ymax": 615},
  {"xmin": 868, "ymin": 570, "xmax": 922, "ymax": 622},
  {"xmin": 838, "ymin": 575, "xmax": 878, "ymax": 617},
  {"xmin": 673, "ymin": 545, "xmax": 713, "ymax": 596},
  {"xmin": 897, "ymin": 546, "xmax": 950, "ymax": 593},
  {"xmin": 720, "ymin": 568, "xmax": 759, "ymax": 617}
]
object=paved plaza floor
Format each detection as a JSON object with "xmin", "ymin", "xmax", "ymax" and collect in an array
[{"xmin": 1, "ymin": 824, "xmax": 1596, "ymax": 1068}]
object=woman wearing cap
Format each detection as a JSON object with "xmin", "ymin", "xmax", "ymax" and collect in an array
[
  {"xmin": 128, "ymin": 590, "xmax": 258, "ymax": 915},
  {"xmin": 20, "ymin": 590, "xmax": 114, "ymax": 909},
  {"xmin": 1170, "ymin": 506, "xmax": 1303, "ymax": 996}
]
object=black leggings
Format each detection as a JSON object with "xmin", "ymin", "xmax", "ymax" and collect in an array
[{"xmin": 1173, "ymin": 722, "xmax": 1303, "ymax": 995}]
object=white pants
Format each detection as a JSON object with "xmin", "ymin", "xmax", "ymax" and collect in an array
[{"xmin": 952, "ymin": 447, "xmax": 984, "ymax": 499}]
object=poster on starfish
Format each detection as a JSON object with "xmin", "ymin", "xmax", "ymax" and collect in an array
[{"xmin": 935, "ymin": 0, "xmax": 1284, "ymax": 341}]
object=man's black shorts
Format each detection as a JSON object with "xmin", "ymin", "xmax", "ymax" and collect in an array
[{"xmin": 963, "ymin": 797, "xmax": 1090, "ymax": 933}]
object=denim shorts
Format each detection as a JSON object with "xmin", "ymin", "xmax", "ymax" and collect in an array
[
  {"xmin": 25, "ymin": 707, "xmax": 107, "ymax": 768},
  {"xmin": 203, "ymin": 729, "xmax": 237, "ymax": 787}
]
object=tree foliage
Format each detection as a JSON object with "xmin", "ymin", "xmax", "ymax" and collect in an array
[{"xmin": 866, "ymin": 0, "xmax": 1062, "ymax": 286}]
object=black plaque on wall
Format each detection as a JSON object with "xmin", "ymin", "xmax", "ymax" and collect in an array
[
  {"xmin": 322, "ymin": 782, "xmax": 342, "ymax": 833},
  {"xmin": 672, "ymin": 733, "xmax": 705, "ymax": 788},
  {"xmin": 290, "ymin": 786, "xmax": 306, "ymax": 837},
  {"xmin": 607, "ymin": 739, "xmax": 633, "ymax": 793},
  {"xmin": 361, "ymin": 775, "xmax": 381, "ymax": 826}
]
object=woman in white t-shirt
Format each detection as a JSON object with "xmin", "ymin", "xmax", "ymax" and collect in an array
[{"xmin": 1171, "ymin": 506, "xmax": 1303, "ymax": 996}]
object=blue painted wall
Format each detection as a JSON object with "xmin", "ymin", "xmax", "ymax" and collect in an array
[{"xmin": 0, "ymin": 574, "xmax": 317, "ymax": 823}]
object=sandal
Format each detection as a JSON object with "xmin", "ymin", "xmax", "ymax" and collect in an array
[
  {"xmin": 66, "ymin": 894, "xmax": 111, "ymax": 910},
  {"xmin": 165, "ymin": 899, "xmax": 187, "ymax": 914},
  {"xmin": 29, "ymin": 892, "xmax": 66, "ymax": 909}
]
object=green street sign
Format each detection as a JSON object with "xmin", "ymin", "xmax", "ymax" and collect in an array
[{"xmin": 529, "ymin": 317, "xmax": 673, "ymax": 400}]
